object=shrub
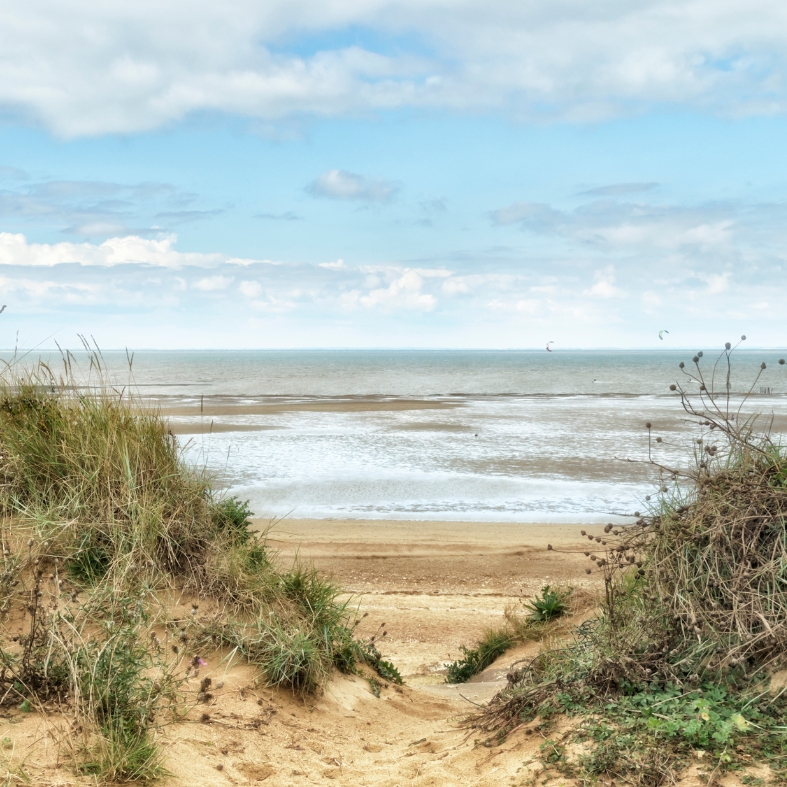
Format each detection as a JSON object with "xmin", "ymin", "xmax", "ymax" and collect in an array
[{"xmin": 471, "ymin": 341, "xmax": 787, "ymax": 784}]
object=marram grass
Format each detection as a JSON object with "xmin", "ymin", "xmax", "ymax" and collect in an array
[{"xmin": 0, "ymin": 354, "xmax": 397, "ymax": 783}]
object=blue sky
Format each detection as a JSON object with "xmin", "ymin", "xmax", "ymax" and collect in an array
[{"xmin": 2, "ymin": 1, "xmax": 787, "ymax": 348}]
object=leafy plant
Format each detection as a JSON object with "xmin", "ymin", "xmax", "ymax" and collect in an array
[
  {"xmin": 210, "ymin": 496, "xmax": 254, "ymax": 543},
  {"xmin": 524, "ymin": 585, "xmax": 569, "ymax": 623}
]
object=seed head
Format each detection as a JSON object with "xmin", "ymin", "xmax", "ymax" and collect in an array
[
  {"xmin": 547, "ymin": 544, "xmax": 552, "ymax": 550},
  {"xmin": 697, "ymin": 351, "xmax": 703, "ymax": 358},
  {"xmin": 580, "ymin": 530, "xmax": 586, "ymax": 536},
  {"xmin": 670, "ymin": 384, "xmax": 677, "ymax": 391},
  {"xmin": 780, "ymin": 359, "xmax": 785, "ymax": 365},
  {"xmin": 656, "ymin": 437, "xmax": 662, "ymax": 443},
  {"xmin": 693, "ymin": 356, "xmax": 699, "ymax": 364},
  {"xmin": 679, "ymin": 362, "xmax": 685, "ymax": 369},
  {"xmin": 741, "ymin": 335, "xmax": 746, "ymax": 340},
  {"xmin": 761, "ymin": 362, "xmax": 766, "ymax": 370},
  {"xmin": 645, "ymin": 422, "xmax": 652, "ymax": 429},
  {"xmin": 725, "ymin": 342, "xmax": 731, "ymax": 350},
  {"xmin": 585, "ymin": 568, "xmax": 592, "ymax": 574}
]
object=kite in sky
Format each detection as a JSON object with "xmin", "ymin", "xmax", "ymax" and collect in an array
[
  {"xmin": 546, "ymin": 341, "xmax": 554, "ymax": 352},
  {"xmin": 659, "ymin": 330, "xmax": 669, "ymax": 340}
]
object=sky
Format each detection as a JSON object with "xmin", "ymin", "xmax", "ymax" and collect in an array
[{"xmin": 2, "ymin": 1, "xmax": 787, "ymax": 349}]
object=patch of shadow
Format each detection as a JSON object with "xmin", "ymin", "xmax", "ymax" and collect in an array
[{"xmin": 170, "ymin": 423, "xmax": 283, "ymax": 435}]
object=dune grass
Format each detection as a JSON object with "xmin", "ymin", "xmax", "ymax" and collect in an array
[
  {"xmin": 0, "ymin": 352, "xmax": 396, "ymax": 782},
  {"xmin": 471, "ymin": 341, "xmax": 787, "ymax": 785}
]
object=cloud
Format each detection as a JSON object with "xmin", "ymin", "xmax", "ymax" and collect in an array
[
  {"xmin": 194, "ymin": 275, "xmax": 233, "ymax": 291},
  {"xmin": 254, "ymin": 211, "xmax": 303, "ymax": 221},
  {"xmin": 0, "ymin": 176, "xmax": 219, "ymax": 238},
  {"xmin": 0, "ymin": 166, "xmax": 29, "ymax": 180},
  {"xmin": 578, "ymin": 183, "xmax": 659, "ymax": 197},
  {"xmin": 584, "ymin": 268, "xmax": 625, "ymax": 299},
  {"xmin": 4, "ymin": 2, "xmax": 787, "ymax": 135},
  {"xmin": 0, "ymin": 232, "xmax": 258, "ymax": 268},
  {"xmin": 358, "ymin": 269, "xmax": 437, "ymax": 310},
  {"xmin": 239, "ymin": 280, "xmax": 263, "ymax": 297},
  {"xmin": 490, "ymin": 197, "xmax": 748, "ymax": 253},
  {"xmin": 698, "ymin": 271, "xmax": 731, "ymax": 293},
  {"xmin": 421, "ymin": 198, "xmax": 447, "ymax": 213},
  {"xmin": 319, "ymin": 259, "xmax": 349, "ymax": 271},
  {"xmin": 308, "ymin": 170, "xmax": 399, "ymax": 202}
]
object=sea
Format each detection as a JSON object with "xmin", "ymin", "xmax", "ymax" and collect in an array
[{"xmin": 7, "ymin": 348, "xmax": 787, "ymax": 524}]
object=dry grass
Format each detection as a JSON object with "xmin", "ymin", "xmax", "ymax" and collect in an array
[{"xmin": 470, "ymin": 341, "xmax": 787, "ymax": 785}]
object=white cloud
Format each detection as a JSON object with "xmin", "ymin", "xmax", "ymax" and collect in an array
[
  {"xmin": 4, "ymin": 2, "xmax": 787, "ymax": 136},
  {"xmin": 584, "ymin": 268, "xmax": 625, "ymax": 299},
  {"xmin": 309, "ymin": 170, "xmax": 398, "ymax": 202},
  {"xmin": 699, "ymin": 271, "xmax": 731, "ymax": 293},
  {"xmin": 194, "ymin": 275, "xmax": 233, "ymax": 291},
  {"xmin": 359, "ymin": 269, "xmax": 436, "ymax": 310},
  {"xmin": 319, "ymin": 258, "xmax": 349, "ymax": 271},
  {"xmin": 443, "ymin": 278, "xmax": 470, "ymax": 295},
  {"xmin": 239, "ymin": 280, "xmax": 263, "ymax": 297},
  {"xmin": 491, "ymin": 198, "xmax": 748, "ymax": 255},
  {"xmin": 0, "ymin": 232, "xmax": 258, "ymax": 268}
]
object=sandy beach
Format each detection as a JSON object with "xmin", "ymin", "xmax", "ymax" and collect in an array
[
  {"xmin": 1, "ymin": 518, "xmax": 745, "ymax": 786},
  {"xmin": 267, "ymin": 519, "xmax": 596, "ymax": 681}
]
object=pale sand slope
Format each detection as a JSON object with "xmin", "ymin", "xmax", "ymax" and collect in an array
[{"xmin": 2, "ymin": 520, "xmax": 751, "ymax": 786}]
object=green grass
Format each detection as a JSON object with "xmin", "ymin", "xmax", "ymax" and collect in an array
[{"xmin": 446, "ymin": 629, "xmax": 514, "ymax": 684}]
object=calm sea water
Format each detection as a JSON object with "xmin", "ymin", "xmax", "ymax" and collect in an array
[{"xmin": 6, "ymin": 349, "xmax": 787, "ymax": 523}]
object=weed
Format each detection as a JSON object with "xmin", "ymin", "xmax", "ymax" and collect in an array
[{"xmin": 523, "ymin": 585, "xmax": 570, "ymax": 623}]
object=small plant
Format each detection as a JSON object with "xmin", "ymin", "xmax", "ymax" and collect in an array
[
  {"xmin": 524, "ymin": 585, "xmax": 569, "ymax": 623},
  {"xmin": 65, "ymin": 599, "xmax": 181, "ymax": 782},
  {"xmin": 210, "ymin": 496, "xmax": 254, "ymax": 543}
]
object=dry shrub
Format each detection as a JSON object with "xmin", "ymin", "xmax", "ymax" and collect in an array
[{"xmin": 471, "ymin": 341, "xmax": 787, "ymax": 783}]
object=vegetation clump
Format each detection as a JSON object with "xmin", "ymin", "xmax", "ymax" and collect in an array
[
  {"xmin": 446, "ymin": 585, "xmax": 572, "ymax": 684},
  {"xmin": 0, "ymin": 350, "xmax": 398, "ymax": 782},
  {"xmin": 472, "ymin": 340, "xmax": 787, "ymax": 784}
]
